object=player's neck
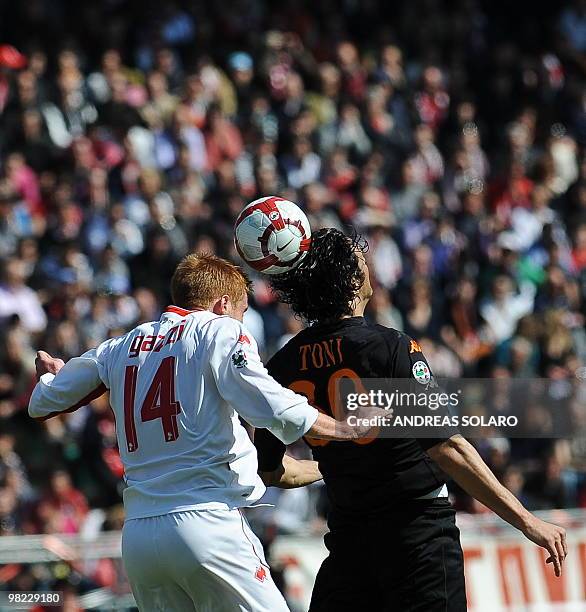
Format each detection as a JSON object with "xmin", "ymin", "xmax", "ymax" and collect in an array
[{"xmin": 349, "ymin": 296, "xmax": 368, "ymax": 318}]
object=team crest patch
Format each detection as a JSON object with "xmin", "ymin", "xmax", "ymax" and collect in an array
[
  {"xmin": 412, "ymin": 361, "xmax": 431, "ymax": 385},
  {"xmin": 232, "ymin": 349, "xmax": 248, "ymax": 368},
  {"xmin": 255, "ymin": 565, "xmax": 267, "ymax": 582}
]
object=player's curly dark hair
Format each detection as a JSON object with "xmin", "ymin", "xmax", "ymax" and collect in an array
[{"xmin": 270, "ymin": 228, "xmax": 368, "ymax": 324}]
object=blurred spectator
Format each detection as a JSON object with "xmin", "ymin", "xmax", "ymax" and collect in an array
[
  {"xmin": 480, "ymin": 275, "xmax": 535, "ymax": 345},
  {"xmin": 0, "ymin": 258, "xmax": 47, "ymax": 332},
  {"xmin": 282, "ymin": 137, "xmax": 321, "ymax": 189},
  {"xmin": 37, "ymin": 470, "xmax": 88, "ymax": 534},
  {"xmin": 415, "ymin": 66, "xmax": 450, "ymax": 132},
  {"xmin": 409, "ymin": 124, "xmax": 444, "ymax": 186},
  {"xmin": 0, "ymin": 432, "xmax": 33, "ymax": 503}
]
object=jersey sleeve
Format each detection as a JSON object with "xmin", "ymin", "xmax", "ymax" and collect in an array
[
  {"xmin": 207, "ymin": 319, "xmax": 318, "ymax": 445},
  {"xmin": 389, "ymin": 333, "xmax": 459, "ymax": 450},
  {"xmin": 28, "ymin": 343, "xmax": 112, "ymax": 421}
]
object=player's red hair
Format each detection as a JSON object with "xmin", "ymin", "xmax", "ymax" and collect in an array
[{"xmin": 171, "ymin": 253, "xmax": 251, "ymax": 309}]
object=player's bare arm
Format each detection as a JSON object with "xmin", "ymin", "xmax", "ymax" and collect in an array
[
  {"xmin": 260, "ymin": 454, "xmax": 322, "ymax": 489},
  {"xmin": 427, "ymin": 434, "xmax": 568, "ymax": 577},
  {"xmin": 305, "ymin": 408, "xmax": 382, "ymax": 441}
]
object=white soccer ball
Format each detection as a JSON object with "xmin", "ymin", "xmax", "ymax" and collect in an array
[{"xmin": 234, "ymin": 196, "xmax": 312, "ymax": 275}]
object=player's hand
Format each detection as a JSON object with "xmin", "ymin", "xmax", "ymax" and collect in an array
[
  {"xmin": 522, "ymin": 516, "xmax": 567, "ymax": 577},
  {"xmin": 340, "ymin": 406, "xmax": 392, "ymax": 441},
  {"xmin": 35, "ymin": 351, "xmax": 65, "ymax": 381}
]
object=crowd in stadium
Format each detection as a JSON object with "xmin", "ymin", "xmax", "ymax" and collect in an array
[{"xmin": 0, "ymin": 0, "xmax": 585, "ymax": 596}]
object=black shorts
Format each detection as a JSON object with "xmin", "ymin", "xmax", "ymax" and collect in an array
[{"xmin": 309, "ymin": 498, "xmax": 467, "ymax": 612}]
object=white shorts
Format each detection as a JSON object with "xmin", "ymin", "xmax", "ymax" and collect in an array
[{"xmin": 122, "ymin": 508, "xmax": 289, "ymax": 612}]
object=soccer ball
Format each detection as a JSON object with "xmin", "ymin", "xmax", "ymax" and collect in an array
[{"xmin": 234, "ymin": 196, "xmax": 312, "ymax": 275}]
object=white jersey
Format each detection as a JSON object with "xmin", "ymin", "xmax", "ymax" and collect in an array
[{"xmin": 29, "ymin": 307, "xmax": 318, "ymax": 519}]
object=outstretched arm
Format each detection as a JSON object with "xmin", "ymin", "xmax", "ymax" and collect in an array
[
  {"xmin": 29, "ymin": 350, "xmax": 107, "ymax": 421},
  {"xmin": 428, "ymin": 435, "xmax": 568, "ymax": 576}
]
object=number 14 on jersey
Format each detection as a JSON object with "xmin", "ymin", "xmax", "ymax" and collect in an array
[{"xmin": 123, "ymin": 356, "xmax": 182, "ymax": 452}]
